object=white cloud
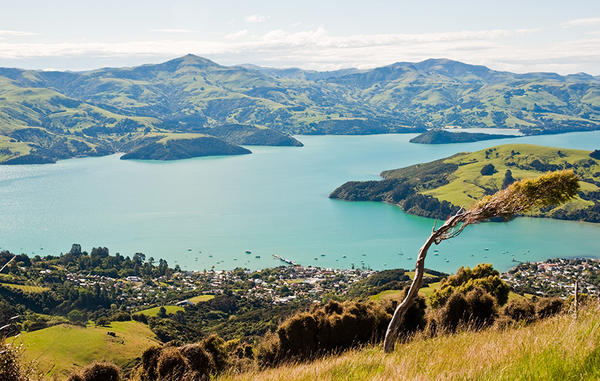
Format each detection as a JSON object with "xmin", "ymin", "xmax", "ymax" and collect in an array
[
  {"xmin": 151, "ymin": 28, "xmax": 196, "ymax": 33},
  {"xmin": 561, "ymin": 18, "xmax": 600, "ymax": 28},
  {"xmin": 0, "ymin": 27, "xmax": 597, "ymax": 74},
  {"xmin": 224, "ymin": 30, "xmax": 248, "ymax": 40},
  {"xmin": 246, "ymin": 14, "xmax": 269, "ymax": 23},
  {"xmin": 0, "ymin": 30, "xmax": 38, "ymax": 37}
]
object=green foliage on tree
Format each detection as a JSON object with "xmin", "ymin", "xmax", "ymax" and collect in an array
[
  {"xmin": 384, "ymin": 170, "xmax": 580, "ymax": 352},
  {"xmin": 430, "ymin": 264, "xmax": 510, "ymax": 308}
]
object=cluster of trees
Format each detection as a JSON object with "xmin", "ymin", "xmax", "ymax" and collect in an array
[
  {"xmin": 255, "ymin": 299, "xmax": 417, "ymax": 365},
  {"xmin": 58, "ymin": 245, "xmax": 173, "ymax": 278}
]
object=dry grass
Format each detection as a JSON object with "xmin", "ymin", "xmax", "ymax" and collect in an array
[{"xmin": 220, "ymin": 304, "xmax": 600, "ymax": 381}]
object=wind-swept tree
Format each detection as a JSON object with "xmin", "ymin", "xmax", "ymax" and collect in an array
[{"xmin": 383, "ymin": 170, "xmax": 580, "ymax": 352}]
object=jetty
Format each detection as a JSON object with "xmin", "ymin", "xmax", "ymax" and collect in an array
[{"xmin": 273, "ymin": 254, "xmax": 298, "ymax": 266}]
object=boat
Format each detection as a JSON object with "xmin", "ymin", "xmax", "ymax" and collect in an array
[
  {"xmin": 245, "ymin": 250, "xmax": 252, "ymax": 254},
  {"xmin": 255, "ymin": 255, "xmax": 261, "ymax": 258}
]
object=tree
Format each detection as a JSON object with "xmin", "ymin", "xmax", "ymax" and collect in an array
[
  {"xmin": 480, "ymin": 164, "xmax": 496, "ymax": 176},
  {"xmin": 383, "ymin": 170, "xmax": 580, "ymax": 352}
]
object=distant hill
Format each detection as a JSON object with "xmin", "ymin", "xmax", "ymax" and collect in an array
[
  {"xmin": 410, "ymin": 129, "xmax": 518, "ymax": 144},
  {"xmin": 330, "ymin": 144, "xmax": 600, "ymax": 222},
  {"xmin": 1, "ymin": 54, "xmax": 600, "ymax": 163}
]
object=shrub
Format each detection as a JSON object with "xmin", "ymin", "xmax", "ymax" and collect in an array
[
  {"xmin": 504, "ymin": 298, "xmax": 536, "ymax": 323},
  {"xmin": 502, "ymin": 169, "xmax": 516, "ymax": 189},
  {"xmin": 438, "ymin": 292, "xmax": 469, "ymax": 332},
  {"xmin": 590, "ymin": 150, "xmax": 600, "ymax": 160},
  {"xmin": 140, "ymin": 346, "xmax": 161, "ymax": 381},
  {"xmin": 480, "ymin": 164, "xmax": 497, "ymax": 176},
  {"xmin": 157, "ymin": 347, "xmax": 186, "ymax": 380},
  {"xmin": 436, "ymin": 287, "xmax": 497, "ymax": 332},
  {"xmin": 256, "ymin": 333, "xmax": 281, "ymax": 367},
  {"xmin": 180, "ymin": 343, "xmax": 213, "ymax": 372},
  {"xmin": 110, "ymin": 311, "xmax": 131, "ymax": 322},
  {"xmin": 68, "ymin": 362, "xmax": 121, "ymax": 381},
  {"xmin": 272, "ymin": 299, "xmax": 398, "ymax": 363},
  {"xmin": 430, "ymin": 264, "xmax": 509, "ymax": 307},
  {"xmin": 0, "ymin": 341, "xmax": 27, "ymax": 381},
  {"xmin": 536, "ymin": 297, "xmax": 564, "ymax": 318},
  {"xmin": 68, "ymin": 309, "xmax": 87, "ymax": 325},
  {"xmin": 138, "ymin": 335, "xmax": 230, "ymax": 380},
  {"xmin": 464, "ymin": 287, "xmax": 497, "ymax": 328}
]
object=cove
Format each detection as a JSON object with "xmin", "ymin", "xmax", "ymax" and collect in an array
[{"xmin": 0, "ymin": 131, "xmax": 599, "ymax": 273}]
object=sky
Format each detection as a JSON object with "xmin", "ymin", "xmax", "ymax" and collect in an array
[{"xmin": 1, "ymin": 0, "xmax": 600, "ymax": 74}]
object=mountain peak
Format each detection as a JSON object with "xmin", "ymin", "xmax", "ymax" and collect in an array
[{"xmin": 161, "ymin": 54, "xmax": 220, "ymax": 70}]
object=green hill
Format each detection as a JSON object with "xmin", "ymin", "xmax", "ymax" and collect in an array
[
  {"xmin": 219, "ymin": 306, "xmax": 600, "ymax": 381},
  {"xmin": 410, "ymin": 129, "xmax": 518, "ymax": 144},
  {"xmin": 13, "ymin": 321, "xmax": 158, "ymax": 380},
  {"xmin": 1, "ymin": 55, "xmax": 599, "ymax": 163},
  {"xmin": 330, "ymin": 144, "xmax": 600, "ymax": 222}
]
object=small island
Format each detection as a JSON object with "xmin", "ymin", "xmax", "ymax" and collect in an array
[
  {"xmin": 330, "ymin": 144, "xmax": 600, "ymax": 222},
  {"xmin": 120, "ymin": 135, "xmax": 251, "ymax": 161},
  {"xmin": 409, "ymin": 129, "xmax": 518, "ymax": 144}
]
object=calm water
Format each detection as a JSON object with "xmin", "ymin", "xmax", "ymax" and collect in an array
[{"xmin": 1, "ymin": 132, "xmax": 599, "ymax": 273}]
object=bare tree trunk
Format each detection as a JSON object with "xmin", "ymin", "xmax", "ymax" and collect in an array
[{"xmin": 383, "ymin": 213, "xmax": 465, "ymax": 353}]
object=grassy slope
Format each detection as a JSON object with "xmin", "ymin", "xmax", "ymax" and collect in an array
[
  {"xmin": 133, "ymin": 305, "xmax": 184, "ymax": 317},
  {"xmin": 221, "ymin": 306, "xmax": 600, "ymax": 381},
  {"xmin": 133, "ymin": 294, "xmax": 214, "ymax": 316},
  {"xmin": 0, "ymin": 283, "xmax": 49, "ymax": 293},
  {"xmin": 15, "ymin": 321, "xmax": 159, "ymax": 380},
  {"xmin": 390, "ymin": 143, "xmax": 599, "ymax": 214}
]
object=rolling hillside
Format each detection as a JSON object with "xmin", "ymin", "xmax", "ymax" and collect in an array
[
  {"xmin": 331, "ymin": 144, "xmax": 600, "ymax": 222},
  {"xmin": 14, "ymin": 321, "xmax": 159, "ymax": 380},
  {"xmin": 219, "ymin": 305, "xmax": 600, "ymax": 381},
  {"xmin": 1, "ymin": 55, "xmax": 599, "ymax": 163}
]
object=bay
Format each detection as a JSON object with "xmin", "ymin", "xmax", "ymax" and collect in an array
[{"xmin": 0, "ymin": 131, "xmax": 599, "ymax": 273}]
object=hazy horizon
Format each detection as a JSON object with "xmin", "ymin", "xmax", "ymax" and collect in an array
[{"xmin": 1, "ymin": 0, "xmax": 599, "ymax": 74}]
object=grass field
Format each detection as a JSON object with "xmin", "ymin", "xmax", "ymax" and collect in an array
[
  {"xmin": 369, "ymin": 281, "xmax": 441, "ymax": 302},
  {"xmin": 219, "ymin": 305, "xmax": 600, "ymax": 381},
  {"xmin": 133, "ymin": 295, "xmax": 214, "ymax": 316},
  {"xmin": 422, "ymin": 144, "xmax": 600, "ymax": 211},
  {"xmin": 15, "ymin": 321, "xmax": 159, "ymax": 380},
  {"xmin": 0, "ymin": 283, "xmax": 49, "ymax": 293},
  {"xmin": 133, "ymin": 305, "xmax": 184, "ymax": 317},
  {"xmin": 188, "ymin": 294, "xmax": 215, "ymax": 303}
]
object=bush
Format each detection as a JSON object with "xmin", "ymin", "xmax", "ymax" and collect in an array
[
  {"xmin": 270, "ymin": 299, "xmax": 399, "ymax": 363},
  {"xmin": 256, "ymin": 333, "xmax": 281, "ymax": 367},
  {"xmin": 430, "ymin": 264, "xmax": 509, "ymax": 307},
  {"xmin": 140, "ymin": 346, "xmax": 161, "ymax": 381},
  {"xmin": 139, "ymin": 335, "xmax": 230, "ymax": 380},
  {"xmin": 464, "ymin": 287, "xmax": 497, "ymax": 328},
  {"xmin": 110, "ymin": 311, "xmax": 131, "ymax": 322},
  {"xmin": 504, "ymin": 298, "xmax": 536, "ymax": 323},
  {"xmin": 0, "ymin": 340, "xmax": 28, "ymax": 381},
  {"xmin": 536, "ymin": 297, "xmax": 564, "ymax": 318},
  {"xmin": 480, "ymin": 164, "xmax": 497, "ymax": 176},
  {"xmin": 590, "ymin": 150, "xmax": 600, "ymax": 160},
  {"xmin": 67, "ymin": 362, "xmax": 121, "ymax": 381},
  {"xmin": 438, "ymin": 292, "xmax": 469, "ymax": 332},
  {"xmin": 68, "ymin": 309, "xmax": 87, "ymax": 325},
  {"xmin": 157, "ymin": 347, "xmax": 186, "ymax": 380},
  {"xmin": 436, "ymin": 287, "xmax": 497, "ymax": 332}
]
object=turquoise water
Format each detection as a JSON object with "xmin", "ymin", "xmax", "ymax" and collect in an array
[{"xmin": 0, "ymin": 131, "xmax": 599, "ymax": 273}]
